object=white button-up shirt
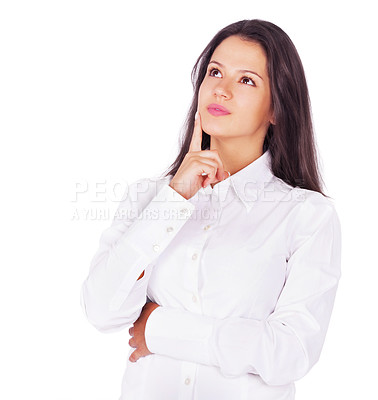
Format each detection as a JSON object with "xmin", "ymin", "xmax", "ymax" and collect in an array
[{"xmin": 81, "ymin": 149, "xmax": 342, "ymax": 400}]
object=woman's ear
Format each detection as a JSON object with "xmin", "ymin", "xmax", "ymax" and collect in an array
[{"xmin": 269, "ymin": 111, "xmax": 276, "ymax": 126}]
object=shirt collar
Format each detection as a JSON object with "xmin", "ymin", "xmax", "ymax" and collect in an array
[{"xmin": 200, "ymin": 149, "xmax": 275, "ymax": 213}]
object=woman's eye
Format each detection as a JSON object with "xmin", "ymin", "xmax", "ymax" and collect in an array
[
  {"xmin": 208, "ymin": 68, "xmax": 255, "ymax": 86},
  {"xmin": 209, "ymin": 68, "xmax": 222, "ymax": 78},
  {"xmin": 241, "ymin": 77, "xmax": 255, "ymax": 86}
]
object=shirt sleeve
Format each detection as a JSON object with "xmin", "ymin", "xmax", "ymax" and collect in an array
[
  {"xmin": 144, "ymin": 200, "xmax": 342, "ymax": 386},
  {"xmin": 80, "ymin": 178, "xmax": 196, "ymax": 333}
]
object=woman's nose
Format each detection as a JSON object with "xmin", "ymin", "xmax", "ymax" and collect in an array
[{"xmin": 213, "ymin": 81, "xmax": 232, "ymax": 99}]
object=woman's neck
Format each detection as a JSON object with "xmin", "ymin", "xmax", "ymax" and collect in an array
[{"xmin": 209, "ymin": 135, "xmax": 264, "ymax": 178}]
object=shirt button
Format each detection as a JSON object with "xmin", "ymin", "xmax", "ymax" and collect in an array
[
  {"xmin": 204, "ymin": 224, "xmax": 211, "ymax": 230},
  {"xmin": 152, "ymin": 244, "xmax": 160, "ymax": 252},
  {"xmin": 192, "ymin": 295, "xmax": 197, "ymax": 303},
  {"xmin": 184, "ymin": 378, "xmax": 191, "ymax": 385},
  {"xmin": 192, "ymin": 253, "xmax": 198, "ymax": 261},
  {"xmin": 166, "ymin": 226, "xmax": 174, "ymax": 233},
  {"xmin": 180, "ymin": 208, "xmax": 189, "ymax": 216}
]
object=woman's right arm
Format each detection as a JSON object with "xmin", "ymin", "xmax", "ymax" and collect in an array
[
  {"xmin": 82, "ymin": 111, "xmax": 227, "ymax": 333},
  {"xmin": 80, "ymin": 177, "xmax": 196, "ymax": 333}
]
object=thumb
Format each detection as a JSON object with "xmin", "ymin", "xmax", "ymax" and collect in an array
[
  {"xmin": 223, "ymin": 170, "xmax": 231, "ymax": 180},
  {"xmin": 214, "ymin": 169, "xmax": 231, "ymax": 184}
]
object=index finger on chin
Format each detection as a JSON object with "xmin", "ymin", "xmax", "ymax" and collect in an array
[{"xmin": 188, "ymin": 111, "xmax": 203, "ymax": 152}]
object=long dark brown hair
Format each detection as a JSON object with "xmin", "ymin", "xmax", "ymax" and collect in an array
[{"xmin": 161, "ymin": 19, "xmax": 327, "ymax": 196}]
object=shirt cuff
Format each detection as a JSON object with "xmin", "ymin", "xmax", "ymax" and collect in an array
[{"xmin": 145, "ymin": 306, "xmax": 217, "ymax": 366}]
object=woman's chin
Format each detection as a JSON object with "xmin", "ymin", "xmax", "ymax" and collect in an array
[
  {"xmin": 202, "ymin": 122, "xmax": 229, "ymax": 138},
  {"xmin": 204, "ymin": 129, "xmax": 229, "ymax": 138}
]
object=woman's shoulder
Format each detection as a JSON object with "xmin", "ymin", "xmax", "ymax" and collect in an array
[
  {"xmin": 120, "ymin": 174, "xmax": 173, "ymax": 207},
  {"xmin": 279, "ymin": 183, "xmax": 340, "ymax": 247},
  {"xmin": 272, "ymin": 178, "xmax": 342, "ymax": 257},
  {"xmin": 272, "ymin": 175, "xmax": 337, "ymax": 211},
  {"xmin": 127, "ymin": 174, "xmax": 172, "ymax": 192},
  {"xmin": 270, "ymin": 176, "xmax": 340, "ymax": 241},
  {"xmin": 110, "ymin": 174, "xmax": 175, "ymax": 224}
]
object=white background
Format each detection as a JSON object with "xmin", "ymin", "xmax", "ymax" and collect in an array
[{"xmin": 1, "ymin": 0, "xmax": 377, "ymax": 399}]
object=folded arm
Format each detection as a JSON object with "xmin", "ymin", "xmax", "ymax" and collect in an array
[{"xmin": 145, "ymin": 203, "xmax": 342, "ymax": 386}]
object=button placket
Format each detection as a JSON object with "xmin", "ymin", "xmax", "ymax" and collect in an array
[
  {"xmin": 180, "ymin": 361, "xmax": 197, "ymax": 399},
  {"xmin": 187, "ymin": 248, "xmax": 201, "ymax": 309}
]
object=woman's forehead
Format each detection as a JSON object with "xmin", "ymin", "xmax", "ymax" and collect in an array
[{"xmin": 211, "ymin": 36, "xmax": 268, "ymax": 77}]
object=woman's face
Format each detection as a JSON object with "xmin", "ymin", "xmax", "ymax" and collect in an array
[{"xmin": 198, "ymin": 35, "xmax": 274, "ymax": 144}]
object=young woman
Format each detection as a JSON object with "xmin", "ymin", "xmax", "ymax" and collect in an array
[{"xmin": 81, "ymin": 19, "xmax": 341, "ymax": 400}]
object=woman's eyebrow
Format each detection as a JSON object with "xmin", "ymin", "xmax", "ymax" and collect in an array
[{"xmin": 208, "ymin": 60, "xmax": 264, "ymax": 81}]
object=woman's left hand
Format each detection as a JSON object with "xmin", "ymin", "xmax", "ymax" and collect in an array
[{"xmin": 128, "ymin": 301, "xmax": 160, "ymax": 362}]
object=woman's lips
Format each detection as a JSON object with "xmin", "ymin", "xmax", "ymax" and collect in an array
[{"xmin": 207, "ymin": 103, "xmax": 230, "ymax": 116}]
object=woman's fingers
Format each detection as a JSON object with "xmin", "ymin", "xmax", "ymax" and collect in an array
[
  {"xmin": 191, "ymin": 158, "xmax": 219, "ymax": 187},
  {"xmin": 188, "ymin": 110, "xmax": 227, "ymax": 181},
  {"xmin": 169, "ymin": 110, "xmax": 230, "ymax": 198},
  {"xmin": 193, "ymin": 150, "xmax": 227, "ymax": 183},
  {"xmin": 188, "ymin": 111, "xmax": 203, "ymax": 152}
]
